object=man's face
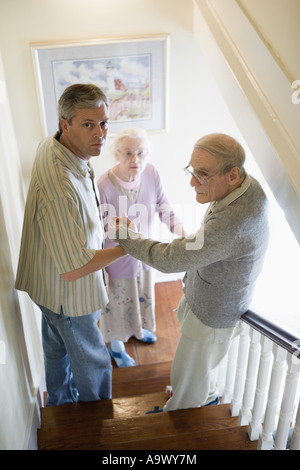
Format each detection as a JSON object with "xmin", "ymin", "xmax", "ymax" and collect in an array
[
  {"xmin": 189, "ymin": 147, "xmax": 233, "ymax": 203},
  {"xmin": 60, "ymin": 104, "xmax": 109, "ymax": 161}
]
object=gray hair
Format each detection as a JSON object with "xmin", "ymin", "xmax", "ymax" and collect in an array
[
  {"xmin": 113, "ymin": 127, "xmax": 151, "ymax": 157},
  {"xmin": 58, "ymin": 83, "xmax": 109, "ymax": 133},
  {"xmin": 194, "ymin": 133, "xmax": 246, "ymax": 176}
]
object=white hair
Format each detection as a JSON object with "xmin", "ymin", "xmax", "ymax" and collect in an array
[
  {"xmin": 194, "ymin": 133, "xmax": 246, "ymax": 176},
  {"xmin": 112, "ymin": 127, "xmax": 151, "ymax": 157}
]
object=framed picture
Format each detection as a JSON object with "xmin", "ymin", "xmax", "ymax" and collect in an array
[{"xmin": 31, "ymin": 34, "xmax": 169, "ymax": 136}]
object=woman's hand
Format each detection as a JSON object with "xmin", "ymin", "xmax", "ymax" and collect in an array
[
  {"xmin": 120, "ymin": 212, "xmax": 137, "ymax": 231},
  {"xmin": 107, "ymin": 212, "xmax": 137, "ymax": 240}
]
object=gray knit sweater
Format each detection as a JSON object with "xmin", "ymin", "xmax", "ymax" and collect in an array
[{"xmin": 116, "ymin": 175, "xmax": 269, "ymax": 328}]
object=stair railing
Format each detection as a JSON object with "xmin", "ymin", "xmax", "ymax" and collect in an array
[{"xmin": 217, "ymin": 310, "xmax": 300, "ymax": 450}]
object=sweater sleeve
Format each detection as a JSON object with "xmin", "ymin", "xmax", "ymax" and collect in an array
[{"xmin": 116, "ymin": 212, "xmax": 237, "ymax": 273}]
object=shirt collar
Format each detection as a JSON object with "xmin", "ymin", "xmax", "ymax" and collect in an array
[
  {"xmin": 53, "ymin": 133, "xmax": 90, "ymax": 178},
  {"xmin": 207, "ymin": 174, "xmax": 251, "ymax": 215}
]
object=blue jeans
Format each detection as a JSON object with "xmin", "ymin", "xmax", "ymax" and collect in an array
[{"xmin": 39, "ymin": 305, "xmax": 112, "ymax": 406}]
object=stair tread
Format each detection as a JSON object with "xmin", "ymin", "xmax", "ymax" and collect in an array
[
  {"xmin": 40, "ymin": 391, "xmax": 168, "ymax": 428},
  {"xmin": 111, "ymin": 361, "xmax": 172, "ymax": 398},
  {"xmin": 104, "ymin": 425, "xmax": 258, "ymax": 451},
  {"xmin": 38, "ymin": 403, "xmax": 247, "ymax": 450},
  {"xmin": 112, "ymin": 361, "xmax": 172, "ymax": 383}
]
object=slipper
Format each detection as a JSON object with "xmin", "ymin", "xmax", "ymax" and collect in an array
[
  {"xmin": 205, "ymin": 397, "xmax": 220, "ymax": 406},
  {"xmin": 146, "ymin": 406, "xmax": 163, "ymax": 414},
  {"xmin": 109, "ymin": 344, "xmax": 136, "ymax": 368},
  {"xmin": 135, "ymin": 328, "xmax": 157, "ymax": 343}
]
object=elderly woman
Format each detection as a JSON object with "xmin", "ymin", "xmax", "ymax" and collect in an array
[{"xmin": 97, "ymin": 127, "xmax": 185, "ymax": 367}]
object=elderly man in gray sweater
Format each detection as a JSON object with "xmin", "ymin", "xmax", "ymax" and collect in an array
[{"xmin": 112, "ymin": 133, "xmax": 269, "ymax": 411}]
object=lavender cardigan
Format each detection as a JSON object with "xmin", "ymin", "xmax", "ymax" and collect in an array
[{"xmin": 97, "ymin": 163, "xmax": 182, "ymax": 279}]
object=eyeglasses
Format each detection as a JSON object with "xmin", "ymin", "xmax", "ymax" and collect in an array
[
  {"xmin": 117, "ymin": 149, "xmax": 147, "ymax": 159},
  {"xmin": 183, "ymin": 165, "xmax": 221, "ymax": 185}
]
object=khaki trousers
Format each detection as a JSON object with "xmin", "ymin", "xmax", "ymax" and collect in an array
[{"xmin": 164, "ymin": 296, "xmax": 242, "ymax": 411}]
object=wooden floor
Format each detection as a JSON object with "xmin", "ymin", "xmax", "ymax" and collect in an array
[{"xmin": 106, "ymin": 279, "xmax": 183, "ymax": 367}]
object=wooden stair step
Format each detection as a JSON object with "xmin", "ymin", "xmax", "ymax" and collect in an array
[
  {"xmin": 43, "ymin": 361, "xmax": 171, "ymax": 405},
  {"xmin": 105, "ymin": 424, "xmax": 258, "ymax": 451},
  {"xmin": 112, "ymin": 361, "xmax": 172, "ymax": 398},
  {"xmin": 39, "ymin": 391, "xmax": 168, "ymax": 429},
  {"xmin": 38, "ymin": 403, "xmax": 257, "ymax": 450}
]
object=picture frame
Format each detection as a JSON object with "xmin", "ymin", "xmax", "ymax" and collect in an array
[{"xmin": 31, "ymin": 34, "xmax": 169, "ymax": 136}]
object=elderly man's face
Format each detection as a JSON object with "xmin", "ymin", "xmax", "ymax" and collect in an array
[
  {"xmin": 189, "ymin": 148, "xmax": 234, "ymax": 203},
  {"xmin": 60, "ymin": 103, "xmax": 109, "ymax": 161}
]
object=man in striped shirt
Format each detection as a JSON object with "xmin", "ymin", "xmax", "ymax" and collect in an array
[{"xmin": 15, "ymin": 84, "xmax": 126, "ymax": 406}]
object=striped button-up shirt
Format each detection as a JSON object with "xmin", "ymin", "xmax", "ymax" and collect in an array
[{"xmin": 15, "ymin": 134, "xmax": 108, "ymax": 316}]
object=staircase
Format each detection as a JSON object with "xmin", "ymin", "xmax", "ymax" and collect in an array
[{"xmin": 37, "ymin": 361, "xmax": 257, "ymax": 450}]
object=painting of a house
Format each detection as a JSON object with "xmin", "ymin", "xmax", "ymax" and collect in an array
[{"xmin": 52, "ymin": 54, "xmax": 151, "ymax": 123}]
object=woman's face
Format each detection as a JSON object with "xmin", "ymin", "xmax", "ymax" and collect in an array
[{"xmin": 115, "ymin": 137, "xmax": 148, "ymax": 181}]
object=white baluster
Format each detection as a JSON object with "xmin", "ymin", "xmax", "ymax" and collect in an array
[
  {"xmin": 247, "ymin": 336, "xmax": 273, "ymax": 440},
  {"xmin": 257, "ymin": 344, "xmax": 287, "ymax": 450},
  {"xmin": 274, "ymin": 354, "xmax": 300, "ymax": 450},
  {"xmin": 239, "ymin": 329, "xmax": 261, "ymax": 425},
  {"xmin": 223, "ymin": 336, "xmax": 239, "ymax": 403},
  {"xmin": 231, "ymin": 324, "xmax": 250, "ymax": 416},
  {"xmin": 290, "ymin": 399, "xmax": 300, "ymax": 450}
]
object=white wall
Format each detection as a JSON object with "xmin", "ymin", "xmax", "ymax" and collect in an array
[
  {"xmin": 0, "ymin": 52, "xmax": 43, "ymax": 450},
  {"xmin": 0, "ymin": 0, "xmax": 207, "ymax": 201},
  {"xmin": 238, "ymin": 0, "xmax": 300, "ymax": 80},
  {"xmin": 192, "ymin": 0, "xmax": 300, "ymax": 331},
  {"xmin": 193, "ymin": 0, "xmax": 300, "ymax": 242}
]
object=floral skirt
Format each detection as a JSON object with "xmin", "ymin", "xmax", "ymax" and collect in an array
[{"xmin": 99, "ymin": 265, "xmax": 156, "ymax": 343}]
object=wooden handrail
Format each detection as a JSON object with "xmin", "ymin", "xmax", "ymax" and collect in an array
[{"xmin": 241, "ymin": 310, "xmax": 300, "ymax": 359}]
